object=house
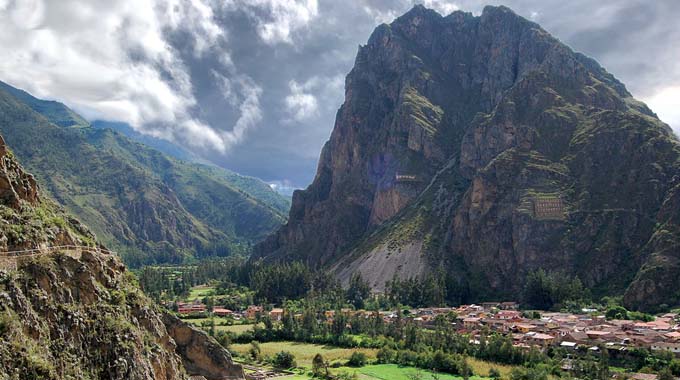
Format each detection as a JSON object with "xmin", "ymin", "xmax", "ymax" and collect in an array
[
  {"xmin": 665, "ymin": 331, "xmax": 680, "ymax": 342},
  {"xmin": 500, "ymin": 302, "xmax": 519, "ymax": 310},
  {"xmin": 651, "ymin": 342, "xmax": 680, "ymax": 354},
  {"xmin": 527, "ymin": 333, "xmax": 555, "ymax": 347},
  {"xmin": 586, "ymin": 330, "xmax": 613, "ymax": 341},
  {"xmin": 245, "ymin": 305, "xmax": 263, "ymax": 319},
  {"xmin": 463, "ymin": 317, "xmax": 482, "ymax": 329},
  {"xmin": 178, "ymin": 303, "xmax": 206, "ymax": 315},
  {"xmin": 213, "ymin": 307, "xmax": 233, "ymax": 317},
  {"xmin": 565, "ymin": 331, "xmax": 589, "ymax": 344},
  {"xmin": 270, "ymin": 308, "xmax": 284, "ymax": 321},
  {"xmin": 497, "ymin": 310, "xmax": 522, "ymax": 320},
  {"xmin": 514, "ymin": 324, "xmax": 537, "ymax": 333}
]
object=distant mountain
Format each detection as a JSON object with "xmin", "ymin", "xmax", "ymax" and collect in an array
[
  {"xmin": 0, "ymin": 80, "xmax": 289, "ymax": 267},
  {"xmin": 254, "ymin": 5, "xmax": 680, "ymax": 312},
  {"xmin": 91, "ymin": 120, "xmax": 200, "ymax": 163},
  {"xmin": 90, "ymin": 120, "xmax": 292, "ymax": 211},
  {"xmin": 91, "ymin": 120, "xmax": 296, "ymax": 201}
]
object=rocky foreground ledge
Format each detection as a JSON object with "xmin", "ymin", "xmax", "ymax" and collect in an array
[{"xmin": 0, "ymin": 133, "xmax": 244, "ymax": 379}]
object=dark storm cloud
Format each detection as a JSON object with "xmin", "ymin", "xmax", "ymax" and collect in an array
[{"xmin": 1, "ymin": 1, "xmax": 678, "ymax": 189}]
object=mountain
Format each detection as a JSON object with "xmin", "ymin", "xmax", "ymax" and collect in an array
[
  {"xmin": 0, "ymin": 134, "xmax": 244, "ymax": 379},
  {"xmin": 92, "ymin": 120, "xmax": 200, "ymax": 162},
  {"xmin": 0, "ymin": 80, "xmax": 88, "ymax": 128},
  {"xmin": 254, "ymin": 5, "xmax": 680, "ymax": 312},
  {"xmin": 0, "ymin": 81, "xmax": 289, "ymax": 267},
  {"xmin": 90, "ymin": 120, "xmax": 295, "ymax": 204}
]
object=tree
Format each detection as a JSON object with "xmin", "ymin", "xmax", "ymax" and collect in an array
[
  {"xmin": 347, "ymin": 273, "xmax": 371, "ymax": 309},
  {"xmin": 658, "ymin": 368, "xmax": 674, "ymax": 380},
  {"xmin": 347, "ymin": 351, "xmax": 367, "ymax": 367},
  {"xmin": 272, "ymin": 351, "xmax": 296, "ymax": 369},
  {"xmin": 312, "ymin": 353, "xmax": 329, "ymax": 378},
  {"xmin": 248, "ymin": 341, "xmax": 261, "ymax": 362},
  {"xmin": 605, "ymin": 306, "xmax": 629, "ymax": 320}
]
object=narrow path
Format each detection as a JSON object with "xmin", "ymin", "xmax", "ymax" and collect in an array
[{"xmin": 0, "ymin": 245, "xmax": 115, "ymax": 271}]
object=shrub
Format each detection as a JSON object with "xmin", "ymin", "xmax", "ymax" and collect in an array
[
  {"xmin": 272, "ymin": 351, "xmax": 296, "ymax": 369},
  {"xmin": 376, "ymin": 347, "xmax": 396, "ymax": 364},
  {"xmin": 489, "ymin": 367, "xmax": 501, "ymax": 379},
  {"xmin": 347, "ymin": 351, "xmax": 367, "ymax": 367}
]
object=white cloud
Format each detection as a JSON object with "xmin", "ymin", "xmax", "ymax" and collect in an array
[
  {"xmin": 421, "ymin": 0, "xmax": 459, "ymax": 15},
  {"xmin": 268, "ymin": 179, "xmax": 299, "ymax": 196},
  {"xmin": 224, "ymin": 77, "xmax": 263, "ymax": 146},
  {"xmin": 225, "ymin": 0, "xmax": 319, "ymax": 44},
  {"xmin": 0, "ymin": 0, "xmax": 257, "ymax": 153},
  {"xmin": 363, "ymin": 5, "xmax": 400, "ymax": 25},
  {"xmin": 642, "ymin": 86, "xmax": 680, "ymax": 136},
  {"xmin": 285, "ymin": 79, "xmax": 319, "ymax": 122}
]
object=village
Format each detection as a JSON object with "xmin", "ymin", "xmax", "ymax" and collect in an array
[{"xmin": 173, "ymin": 299, "xmax": 680, "ymax": 357}]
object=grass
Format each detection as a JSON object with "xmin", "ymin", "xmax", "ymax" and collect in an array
[
  {"xmin": 230, "ymin": 341, "xmax": 378, "ymax": 368},
  {"xmin": 347, "ymin": 364, "xmax": 490, "ymax": 380},
  {"xmin": 187, "ymin": 285, "xmax": 215, "ymax": 299},
  {"xmin": 182, "ymin": 317, "xmax": 260, "ymax": 333},
  {"xmin": 230, "ymin": 342, "xmax": 513, "ymax": 379},
  {"xmin": 467, "ymin": 358, "xmax": 514, "ymax": 378}
]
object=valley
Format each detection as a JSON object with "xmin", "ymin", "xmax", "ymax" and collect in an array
[{"xmin": 1, "ymin": 2, "xmax": 679, "ymax": 380}]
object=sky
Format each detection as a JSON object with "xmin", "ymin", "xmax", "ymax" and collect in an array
[{"xmin": 0, "ymin": 0, "xmax": 678, "ymax": 190}]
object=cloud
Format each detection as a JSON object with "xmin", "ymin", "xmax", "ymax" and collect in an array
[
  {"xmin": 421, "ymin": 0, "xmax": 459, "ymax": 15},
  {"xmin": 225, "ymin": 0, "xmax": 319, "ymax": 44},
  {"xmin": 642, "ymin": 86, "xmax": 680, "ymax": 136},
  {"xmin": 0, "ymin": 0, "xmax": 260, "ymax": 153},
  {"xmin": 285, "ymin": 79, "xmax": 319, "ymax": 122},
  {"xmin": 268, "ymin": 179, "xmax": 300, "ymax": 197},
  {"xmin": 284, "ymin": 74, "xmax": 345, "ymax": 123}
]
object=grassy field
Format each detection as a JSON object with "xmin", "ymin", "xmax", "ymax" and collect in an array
[
  {"xmin": 230, "ymin": 341, "xmax": 514, "ymax": 379},
  {"xmin": 230, "ymin": 341, "xmax": 378, "ymax": 368},
  {"xmin": 278, "ymin": 364, "xmax": 494, "ymax": 380},
  {"xmin": 187, "ymin": 285, "xmax": 215, "ymax": 299},
  {"xmin": 345, "ymin": 364, "xmax": 491, "ymax": 380},
  {"xmin": 467, "ymin": 358, "xmax": 514, "ymax": 378},
  {"xmin": 182, "ymin": 317, "xmax": 260, "ymax": 333}
]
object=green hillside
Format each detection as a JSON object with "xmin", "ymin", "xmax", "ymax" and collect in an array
[{"xmin": 0, "ymin": 82, "xmax": 289, "ymax": 267}]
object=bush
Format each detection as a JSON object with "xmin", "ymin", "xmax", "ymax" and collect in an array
[
  {"xmin": 272, "ymin": 351, "xmax": 296, "ymax": 369},
  {"xmin": 376, "ymin": 347, "xmax": 396, "ymax": 364},
  {"xmin": 489, "ymin": 367, "xmax": 501, "ymax": 379},
  {"xmin": 347, "ymin": 351, "xmax": 367, "ymax": 367}
]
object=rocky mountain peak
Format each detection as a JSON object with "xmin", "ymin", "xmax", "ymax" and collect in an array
[{"xmin": 255, "ymin": 5, "xmax": 680, "ymax": 312}]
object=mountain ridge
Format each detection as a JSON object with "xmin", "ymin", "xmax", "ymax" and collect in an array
[{"xmin": 0, "ymin": 81, "xmax": 288, "ymax": 267}]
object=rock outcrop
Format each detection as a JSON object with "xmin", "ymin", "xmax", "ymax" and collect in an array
[
  {"xmin": 255, "ymin": 5, "xmax": 680, "ymax": 311},
  {"xmin": 164, "ymin": 314, "xmax": 245, "ymax": 380},
  {"xmin": 0, "ymin": 134, "xmax": 244, "ymax": 379}
]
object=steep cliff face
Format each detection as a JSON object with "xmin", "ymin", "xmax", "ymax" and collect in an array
[
  {"xmin": 0, "ymin": 136, "xmax": 244, "ymax": 379},
  {"xmin": 255, "ymin": 5, "xmax": 680, "ymax": 311}
]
